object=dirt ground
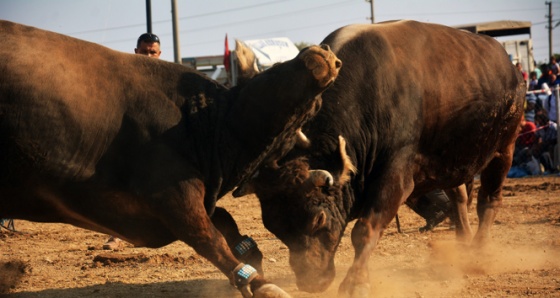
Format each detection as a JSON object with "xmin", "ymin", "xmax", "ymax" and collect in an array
[{"xmin": 1, "ymin": 175, "xmax": 559, "ymax": 298}]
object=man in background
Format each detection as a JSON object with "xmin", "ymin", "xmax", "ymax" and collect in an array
[{"xmin": 134, "ymin": 33, "xmax": 161, "ymax": 58}]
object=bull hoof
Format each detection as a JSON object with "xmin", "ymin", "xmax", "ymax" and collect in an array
[
  {"xmin": 253, "ymin": 283, "xmax": 292, "ymax": 298},
  {"xmin": 301, "ymin": 45, "xmax": 341, "ymax": 88},
  {"xmin": 351, "ymin": 283, "xmax": 371, "ymax": 298},
  {"xmin": 338, "ymin": 283, "xmax": 371, "ymax": 298}
]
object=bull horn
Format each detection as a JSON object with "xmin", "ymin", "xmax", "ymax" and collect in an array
[
  {"xmin": 232, "ymin": 182, "xmax": 254, "ymax": 197},
  {"xmin": 232, "ymin": 171, "xmax": 259, "ymax": 197},
  {"xmin": 295, "ymin": 128, "xmax": 311, "ymax": 148},
  {"xmin": 338, "ymin": 135, "xmax": 356, "ymax": 185},
  {"xmin": 307, "ymin": 170, "xmax": 334, "ymax": 187}
]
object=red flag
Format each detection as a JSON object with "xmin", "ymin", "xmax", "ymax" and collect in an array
[{"xmin": 224, "ymin": 34, "xmax": 231, "ymax": 73}]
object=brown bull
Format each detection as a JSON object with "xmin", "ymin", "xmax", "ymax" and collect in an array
[
  {"xmin": 0, "ymin": 20, "xmax": 341, "ymax": 297},
  {"xmin": 234, "ymin": 20, "xmax": 525, "ymax": 297}
]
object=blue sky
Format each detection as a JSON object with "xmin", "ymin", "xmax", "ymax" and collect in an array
[{"xmin": 1, "ymin": 0, "xmax": 559, "ymax": 64}]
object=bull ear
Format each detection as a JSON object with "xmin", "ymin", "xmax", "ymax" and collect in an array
[
  {"xmin": 307, "ymin": 170, "xmax": 334, "ymax": 187},
  {"xmin": 235, "ymin": 39, "xmax": 259, "ymax": 83},
  {"xmin": 338, "ymin": 135, "xmax": 356, "ymax": 185}
]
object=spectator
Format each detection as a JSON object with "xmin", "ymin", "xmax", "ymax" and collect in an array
[
  {"xmin": 550, "ymin": 56, "xmax": 560, "ymax": 75},
  {"xmin": 516, "ymin": 62, "xmax": 528, "ymax": 87},
  {"xmin": 534, "ymin": 64, "xmax": 542, "ymax": 82},
  {"xmin": 134, "ymin": 33, "xmax": 161, "ymax": 58},
  {"xmin": 538, "ymin": 65, "xmax": 551, "ymax": 89},
  {"xmin": 550, "ymin": 73, "xmax": 560, "ymax": 87},
  {"xmin": 517, "ymin": 116, "xmax": 537, "ymax": 150},
  {"xmin": 103, "ymin": 33, "xmax": 162, "ymax": 250},
  {"xmin": 528, "ymin": 71, "xmax": 539, "ymax": 91},
  {"xmin": 544, "ymin": 73, "xmax": 558, "ymax": 123},
  {"xmin": 524, "ymin": 92, "xmax": 538, "ymax": 123},
  {"xmin": 512, "ymin": 116, "xmax": 539, "ymax": 175},
  {"xmin": 533, "ymin": 112, "xmax": 558, "ymax": 174},
  {"xmin": 535, "ymin": 70, "xmax": 552, "ymax": 119}
]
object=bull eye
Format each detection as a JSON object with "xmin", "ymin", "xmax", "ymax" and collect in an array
[{"xmin": 310, "ymin": 210, "xmax": 327, "ymax": 234}]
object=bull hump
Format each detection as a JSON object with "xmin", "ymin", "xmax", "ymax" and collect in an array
[
  {"xmin": 329, "ymin": 24, "xmax": 392, "ymax": 53},
  {"xmin": 327, "ymin": 20, "xmax": 412, "ymax": 52},
  {"xmin": 327, "ymin": 24, "xmax": 364, "ymax": 53}
]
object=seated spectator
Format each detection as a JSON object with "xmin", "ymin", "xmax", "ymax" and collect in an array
[
  {"xmin": 528, "ymin": 71, "xmax": 538, "ymax": 91},
  {"xmin": 537, "ymin": 81, "xmax": 552, "ymax": 117},
  {"xmin": 551, "ymin": 73, "xmax": 560, "ymax": 86},
  {"xmin": 516, "ymin": 116, "xmax": 537, "ymax": 152},
  {"xmin": 510, "ymin": 116, "xmax": 540, "ymax": 177},
  {"xmin": 550, "ymin": 56, "xmax": 560, "ymax": 75},
  {"xmin": 533, "ymin": 112, "xmax": 558, "ymax": 173},
  {"xmin": 544, "ymin": 73, "xmax": 558, "ymax": 123},
  {"xmin": 538, "ymin": 65, "xmax": 550, "ymax": 87},
  {"xmin": 524, "ymin": 92, "xmax": 537, "ymax": 123}
]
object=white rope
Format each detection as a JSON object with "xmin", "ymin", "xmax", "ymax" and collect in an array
[{"xmin": 526, "ymin": 85, "xmax": 559, "ymax": 95}]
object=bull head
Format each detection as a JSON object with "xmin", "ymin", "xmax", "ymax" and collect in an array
[{"xmin": 238, "ymin": 136, "xmax": 355, "ymax": 292}]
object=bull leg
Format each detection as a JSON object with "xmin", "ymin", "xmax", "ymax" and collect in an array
[
  {"xmin": 444, "ymin": 184, "xmax": 473, "ymax": 243},
  {"xmin": 160, "ymin": 182, "xmax": 289, "ymax": 298},
  {"xmin": 338, "ymin": 169, "xmax": 414, "ymax": 298},
  {"xmin": 211, "ymin": 207, "xmax": 264, "ymax": 275},
  {"xmin": 137, "ymin": 147, "xmax": 287, "ymax": 297},
  {"xmin": 473, "ymin": 143, "xmax": 514, "ymax": 247}
]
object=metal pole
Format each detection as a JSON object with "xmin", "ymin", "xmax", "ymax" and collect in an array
[
  {"xmin": 553, "ymin": 85, "xmax": 560, "ymax": 170},
  {"xmin": 370, "ymin": 0, "xmax": 374, "ymax": 24},
  {"xmin": 546, "ymin": 1, "xmax": 552, "ymax": 59},
  {"xmin": 146, "ymin": 0, "xmax": 152, "ymax": 33},
  {"xmin": 365, "ymin": 0, "xmax": 374, "ymax": 24},
  {"xmin": 171, "ymin": 0, "xmax": 181, "ymax": 64}
]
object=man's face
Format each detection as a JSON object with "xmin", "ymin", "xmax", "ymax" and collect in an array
[{"xmin": 135, "ymin": 41, "xmax": 161, "ymax": 58}]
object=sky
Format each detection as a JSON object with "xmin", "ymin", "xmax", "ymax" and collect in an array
[{"xmin": 1, "ymin": 0, "xmax": 559, "ymax": 64}]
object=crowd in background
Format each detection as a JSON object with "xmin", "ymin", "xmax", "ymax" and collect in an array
[{"xmin": 509, "ymin": 56, "xmax": 559, "ymax": 177}]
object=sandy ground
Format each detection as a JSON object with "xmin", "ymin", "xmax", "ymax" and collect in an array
[{"xmin": 1, "ymin": 175, "xmax": 559, "ymax": 298}]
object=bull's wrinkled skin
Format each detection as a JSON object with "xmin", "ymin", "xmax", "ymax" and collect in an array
[
  {"xmin": 0, "ymin": 20, "xmax": 341, "ymax": 298},
  {"xmin": 238, "ymin": 20, "xmax": 525, "ymax": 297}
]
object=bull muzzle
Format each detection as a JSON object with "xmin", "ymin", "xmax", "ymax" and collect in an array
[{"xmin": 289, "ymin": 251, "xmax": 336, "ymax": 293}]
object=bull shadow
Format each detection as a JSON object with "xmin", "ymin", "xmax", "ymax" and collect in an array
[{"xmin": 0, "ymin": 279, "xmax": 239, "ymax": 298}]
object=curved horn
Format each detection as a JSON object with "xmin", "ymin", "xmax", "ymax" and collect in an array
[
  {"xmin": 295, "ymin": 128, "xmax": 311, "ymax": 148},
  {"xmin": 338, "ymin": 135, "xmax": 356, "ymax": 185},
  {"xmin": 307, "ymin": 170, "xmax": 334, "ymax": 187},
  {"xmin": 232, "ymin": 171, "xmax": 259, "ymax": 197}
]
